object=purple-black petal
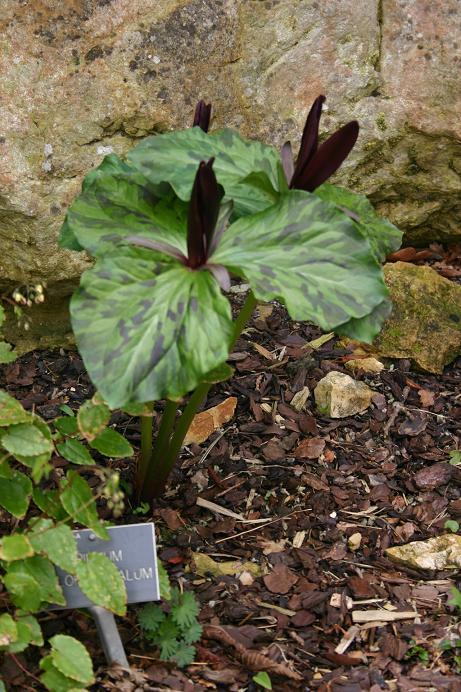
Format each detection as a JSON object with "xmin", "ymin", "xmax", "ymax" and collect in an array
[
  {"xmin": 193, "ymin": 100, "xmax": 212, "ymax": 132},
  {"xmin": 290, "ymin": 95, "xmax": 325, "ymax": 189},
  {"xmin": 187, "ymin": 159, "xmax": 223, "ymax": 268},
  {"xmin": 293, "ymin": 120, "xmax": 359, "ymax": 192}
]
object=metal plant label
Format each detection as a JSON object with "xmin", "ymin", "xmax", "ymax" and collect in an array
[{"xmin": 54, "ymin": 522, "xmax": 160, "ymax": 609}]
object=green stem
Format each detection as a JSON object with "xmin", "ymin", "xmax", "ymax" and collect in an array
[
  {"xmin": 143, "ymin": 290, "xmax": 258, "ymax": 501},
  {"xmin": 139, "ymin": 399, "xmax": 178, "ymax": 502}
]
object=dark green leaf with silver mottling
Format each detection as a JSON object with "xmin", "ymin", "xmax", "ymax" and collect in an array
[
  {"xmin": 315, "ymin": 183, "xmax": 402, "ymax": 263},
  {"xmin": 71, "ymin": 247, "xmax": 233, "ymax": 407},
  {"xmin": 60, "ymin": 154, "xmax": 184, "ymax": 257},
  {"xmin": 213, "ymin": 190, "xmax": 388, "ymax": 342},
  {"xmin": 127, "ymin": 127, "xmax": 286, "ymax": 216}
]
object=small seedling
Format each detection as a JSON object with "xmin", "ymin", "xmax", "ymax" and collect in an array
[
  {"xmin": 449, "ymin": 450, "xmax": 461, "ymax": 466},
  {"xmin": 445, "ymin": 520, "xmax": 460, "ymax": 533},
  {"xmin": 405, "ymin": 640, "xmax": 430, "ymax": 664},
  {"xmin": 252, "ymin": 671, "xmax": 273, "ymax": 689}
]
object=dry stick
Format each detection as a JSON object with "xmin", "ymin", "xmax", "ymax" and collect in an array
[
  {"xmin": 203, "ymin": 625, "xmax": 303, "ymax": 681},
  {"xmin": 215, "ymin": 508, "xmax": 311, "ymax": 544}
]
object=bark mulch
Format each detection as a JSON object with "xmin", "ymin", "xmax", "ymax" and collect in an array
[{"xmin": 1, "ymin": 260, "xmax": 461, "ymax": 691}]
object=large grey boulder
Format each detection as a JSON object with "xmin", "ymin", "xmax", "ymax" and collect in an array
[{"xmin": 0, "ymin": 1, "xmax": 460, "ymax": 346}]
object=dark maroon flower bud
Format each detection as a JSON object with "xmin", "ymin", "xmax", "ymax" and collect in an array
[{"xmin": 193, "ymin": 100, "xmax": 212, "ymax": 133}]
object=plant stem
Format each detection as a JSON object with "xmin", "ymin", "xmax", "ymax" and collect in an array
[
  {"xmin": 138, "ymin": 405, "xmax": 154, "ymax": 492},
  {"xmin": 142, "ymin": 290, "xmax": 257, "ymax": 501},
  {"xmin": 139, "ymin": 399, "xmax": 178, "ymax": 501}
]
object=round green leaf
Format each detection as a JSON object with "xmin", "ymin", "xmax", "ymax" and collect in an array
[
  {"xmin": 0, "ymin": 534, "xmax": 34, "ymax": 561},
  {"xmin": 60, "ymin": 471, "xmax": 108, "ymax": 540},
  {"xmin": 77, "ymin": 398, "xmax": 110, "ymax": 441},
  {"xmin": 57, "ymin": 439, "xmax": 94, "ymax": 466},
  {"xmin": 89, "ymin": 428, "xmax": 133, "ymax": 458},
  {"xmin": 4, "ymin": 556, "xmax": 65, "ymax": 610},
  {"xmin": 71, "ymin": 249, "xmax": 234, "ymax": 407},
  {"xmin": 0, "ymin": 470, "xmax": 32, "ymax": 518},
  {"xmin": 76, "ymin": 553, "xmax": 126, "ymax": 616},
  {"xmin": 49, "ymin": 635, "xmax": 94, "ymax": 685},
  {"xmin": 29, "ymin": 520, "xmax": 79, "ymax": 574},
  {"xmin": 213, "ymin": 190, "xmax": 388, "ymax": 342},
  {"xmin": 2, "ymin": 423, "xmax": 53, "ymax": 457},
  {"xmin": 0, "ymin": 390, "xmax": 29, "ymax": 426},
  {"xmin": 54, "ymin": 416, "xmax": 79, "ymax": 436},
  {"xmin": 0, "ymin": 613, "xmax": 17, "ymax": 648}
]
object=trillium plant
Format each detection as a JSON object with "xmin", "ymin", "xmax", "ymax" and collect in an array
[{"xmin": 60, "ymin": 97, "xmax": 402, "ymax": 502}]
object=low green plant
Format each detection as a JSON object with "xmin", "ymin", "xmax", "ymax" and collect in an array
[
  {"xmin": 60, "ymin": 97, "xmax": 402, "ymax": 501},
  {"xmin": 0, "ymin": 390, "xmax": 129, "ymax": 690},
  {"xmin": 405, "ymin": 640, "xmax": 430, "ymax": 665},
  {"xmin": 445, "ymin": 519, "xmax": 460, "ymax": 533},
  {"xmin": 253, "ymin": 671, "xmax": 273, "ymax": 689},
  {"xmin": 138, "ymin": 572, "xmax": 201, "ymax": 668},
  {"xmin": 449, "ymin": 450, "xmax": 461, "ymax": 465},
  {"xmin": 0, "ymin": 304, "xmax": 17, "ymax": 364}
]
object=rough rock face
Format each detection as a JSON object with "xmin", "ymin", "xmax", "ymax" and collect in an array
[
  {"xmin": 314, "ymin": 371, "xmax": 374, "ymax": 418},
  {"xmin": 376, "ymin": 262, "xmax": 461, "ymax": 373},
  {"xmin": 0, "ymin": 1, "xmax": 460, "ymax": 344}
]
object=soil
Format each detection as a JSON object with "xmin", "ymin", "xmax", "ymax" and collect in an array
[{"xmin": 1, "ymin": 249, "xmax": 461, "ymax": 692}]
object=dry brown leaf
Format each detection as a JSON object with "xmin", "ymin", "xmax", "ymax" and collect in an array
[
  {"xmin": 418, "ymin": 388, "xmax": 436, "ymax": 407},
  {"xmin": 263, "ymin": 564, "xmax": 298, "ymax": 594},
  {"xmin": 294, "ymin": 437, "xmax": 326, "ymax": 459},
  {"xmin": 184, "ymin": 396, "xmax": 237, "ymax": 446}
]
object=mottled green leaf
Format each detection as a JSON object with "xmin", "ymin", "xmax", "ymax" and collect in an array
[
  {"xmin": 60, "ymin": 471, "xmax": 108, "ymax": 540},
  {"xmin": 0, "ymin": 534, "xmax": 34, "ymax": 561},
  {"xmin": 213, "ymin": 190, "xmax": 388, "ymax": 342},
  {"xmin": 1, "ymin": 422, "xmax": 53, "ymax": 457},
  {"xmin": 71, "ymin": 248, "xmax": 233, "ymax": 407},
  {"xmin": 57, "ymin": 439, "xmax": 94, "ymax": 466},
  {"xmin": 77, "ymin": 398, "xmax": 110, "ymax": 441},
  {"xmin": 4, "ymin": 556, "xmax": 65, "ymax": 609},
  {"xmin": 7, "ymin": 614, "xmax": 43, "ymax": 653},
  {"xmin": 202, "ymin": 362, "xmax": 234, "ymax": 384},
  {"xmin": 89, "ymin": 428, "xmax": 133, "ymax": 458},
  {"xmin": 315, "ymin": 183, "xmax": 402, "ymax": 263},
  {"xmin": 335, "ymin": 297, "xmax": 393, "ymax": 342},
  {"xmin": 0, "ymin": 390, "xmax": 29, "ymax": 426},
  {"xmin": 0, "ymin": 458, "xmax": 13, "ymax": 478},
  {"xmin": 29, "ymin": 519, "xmax": 78, "ymax": 574},
  {"xmin": 0, "ymin": 470, "xmax": 32, "ymax": 518},
  {"xmin": 60, "ymin": 153, "xmax": 180, "ymax": 257},
  {"xmin": 76, "ymin": 553, "xmax": 126, "ymax": 616},
  {"xmin": 50, "ymin": 635, "xmax": 94, "ymax": 685},
  {"xmin": 0, "ymin": 613, "xmax": 17, "ymax": 648},
  {"xmin": 127, "ymin": 126, "xmax": 286, "ymax": 216},
  {"xmin": 40, "ymin": 655, "xmax": 89, "ymax": 691}
]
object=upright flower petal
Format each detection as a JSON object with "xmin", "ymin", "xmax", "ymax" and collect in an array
[
  {"xmin": 293, "ymin": 121, "xmax": 359, "ymax": 192},
  {"xmin": 193, "ymin": 100, "xmax": 212, "ymax": 132},
  {"xmin": 290, "ymin": 95, "xmax": 325, "ymax": 188},
  {"xmin": 187, "ymin": 159, "xmax": 223, "ymax": 267}
]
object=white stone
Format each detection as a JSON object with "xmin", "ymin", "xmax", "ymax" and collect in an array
[{"xmin": 314, "ymin": 371, "xmax": 373, "ymax": 418}]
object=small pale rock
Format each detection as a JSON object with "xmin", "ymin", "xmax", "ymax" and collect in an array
[
  {"xmin": 314, "ymin": 371, "xmax": 374, "ymax": 418},
  {"xmin": 238, "ymin": 571, "xmax": 254, "ymax": 586},
  {"xmin": 386, "ymin": 534, "xmax": 461, "ymax": 571},
  {"xmin": 290, "ymin": 386, "xmax": 311, "ymax": 411},
  {"xmin": 414, "ymin": 462, "xmax": 452, "ymax": 490},
  {"xmin": 348, "ymin": 533, "xmax": 362, "ymax": 551},
  {"xmin": 345, "ymin": 357, "xmax": 384, "ymax": 374}
]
